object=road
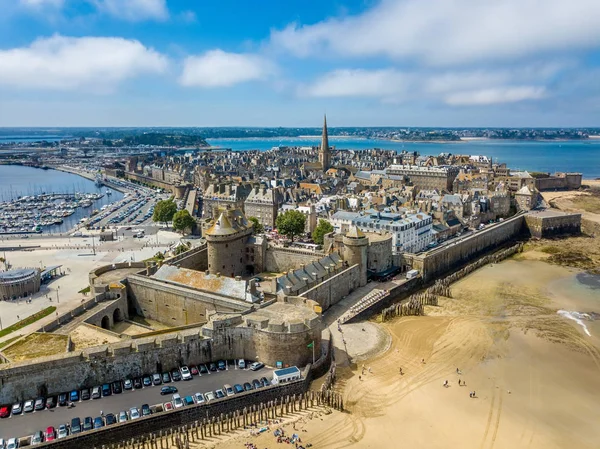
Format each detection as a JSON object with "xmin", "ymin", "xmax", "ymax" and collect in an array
[{"xmin": 0, "ymin": 364, "xmax": 274, "ymax": 441}]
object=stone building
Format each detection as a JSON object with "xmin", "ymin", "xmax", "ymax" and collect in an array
[
  {"xmin": 385, "ymin": 165, "xmax": 459, "ymax": 192},
  {"xmin": 205, "ymin": 208, "xmax": 253, "ymax": 277},
  {"xmin": 244, "ymin": 185, "xmax": 284, "ymax": 228},
  {"xmin": 202, "ymin": 182, "xmax": 252, "ymax": 219},
  {"xmin": 318, "ymin": 114, "xmax": 331, "ymax": 171},
  {"xmin": 515, "ymin": 185, "xmax": 539, "ymax": 211}
]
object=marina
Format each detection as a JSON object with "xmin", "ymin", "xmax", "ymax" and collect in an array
[{"xmin": 0, "ymin": 165, "xmax": 125, "ymax": 234}]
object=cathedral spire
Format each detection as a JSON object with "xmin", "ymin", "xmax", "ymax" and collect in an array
[{"xmin": 319, "ymin": 114, "xmax": 331, "ymax": 170}]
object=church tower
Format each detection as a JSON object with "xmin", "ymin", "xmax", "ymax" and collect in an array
[{"xmin": 318, "ymin": 114, "xmax": 331, "ymax": 171}]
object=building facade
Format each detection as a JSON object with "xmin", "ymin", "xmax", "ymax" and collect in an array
[{"xmin": 385, "ymin": 165, "xmax": 459, "ymax": 192}]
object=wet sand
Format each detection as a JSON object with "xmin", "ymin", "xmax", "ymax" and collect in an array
[{"xmin": 209, "ymin": 259, "xmax": 600, "ymax": 449}]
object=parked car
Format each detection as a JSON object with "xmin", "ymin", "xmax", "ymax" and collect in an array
[
  {"xmin": 209, "ymin": 363, "xmax": 217, "ymax": 372},
  {"xmin": 141, "ymin": 404, "xmax": 152, "ymax": 417},
  {"xmin": 6, "ymin": 438, "xmax": 18, "ymax": 449},
  {"xmin": 57, "ymin": 393, "xmax": 68, "ymax": 407},
  {"xmin": 193, "ymin": 393, "xmax": 205, "ymax": 404},
  {"xmin": 69, "ymin": 390, "xmax": 79, "ymax": 402},
  {"xmin": 45, "ymin": 396, "xmax": 56, "ymax": 409},
  {"xmin": 180, "ymin": 366, "xmax": 192, "ymax": 380},
  {"xmin": 215, "ymin": 389, "xmax": 225, "ymax": 399},
  {"xmin": 91, "ymin": 386, "xmax": 101, "ymax": 399},
  {"xmin": 250, "ymin": 362, "xmax": 264, "ymax": 371},
  {"xmin": 217, "ymin": 360, "xmax": 226, "ymax": 370},
  {"xmin": 11, "ymin": 403, "xmax": 22, "ymax": 415},
  {"xmin": 190, "ymin": 366, "xmax": 199, "ymax": 376},
  {"xmin": 70, "ymin": 417, "xmax": 82, "ymax": 434},
  {"xmin": 204, "ymin": 391, "xmax": 215, "ymax": 402},
  {"xmin": 57, "ymin": 424, "xmax": 68, "ymax": 439},
  {"xmin": 34, "ymin": 398, "xmax": 45, "ymax": 411},
  {"xmin": 93, "ymin": 417, "xmax": 104, "ymax": 429},
  {"xmin": 83, "ymin": 417, "xmax": 93, "ymax": 432},
  {"xmin": 260, "ymin": 377, "xmax": 271, "ymax": 388},
  {"xmin": 80, "ymin": 389, "xmax": 90, "ymax": 401},
  {"xmin": 123, "ymin": 379, "xmax": 133, "ymax": 390},
  {"xmin": 243, "ymin": 382, "xmax": 253, "ymax": 392},
  {"xmin": 234, "ymin": 384, "xmax": 244, "ymax": 394},
  {"xmin": 133, "ymin": 378, "xmax": 143, "ymax": 389},
  {"xmin": 171, "ymin": 369, "xmax": 182, "ymax": 382},
  {"xmin": 163, "ymin": 402, "xmax": 173, "ymax": 411},
  {"xmin": 0, "ymin": 406, "xmax": 10, "ymax": 418},
  {"xmin": 171, "ymin": 394, "xmax": 183, "ymax": 408},
  {"xmin": 161, "ymin": 372, "xmax": 171, "ymax": 383},
  {"xmin": 105, "ymin": 413, "xmax": 116, "ymax": 425},
  {"xmin": 238, "ymin": 359, "xmax": 246, "ymax": 369},
  {"xmin": 252, "ymin": 379, "xmax": 262, "ymax": 389},
  {"xmin": 101, "ymin": 384, "xmax": 111, "ymax": 397},
  {"xmin": 129, "ymin": 407, "xmax": 140, "ymax": 420},
  {"xmin": 45, "ymin": 427, "xmax": 56, "ymax": 442},
  {"xmin": 23, "ymin": 400, "xmax": 35, "ymax": 413},
  {"xmin": 153, "ymin": 373, "xmax": 162, "ymax": 385},
  {"xmin": 199, "ymin": 365, "xmax": 208, "ymax": 374},
  {"xmin": 31, "ymin": 431, "xmax": 44, "ymax": 445},
  {"xmin": 160, "ymin": 386, "xmax": 178, "ymax": 395},
  {"xmin": 143, "ymin": 376, "xmax": 152, "ymax": 387},
  {"xmin": 224, "ymin": 384, "xmax": 235, "ymax": 397},
  {"xmin": 112, "ymin": 381, "xmax": 122, "ymax": 394},
  {"xmin": 118, "ymin": 411, "xmax": 128, "ymax": 423},
  {"xmin": 183, "ymin": 396, "xmax": 194, "ymax": 406}
]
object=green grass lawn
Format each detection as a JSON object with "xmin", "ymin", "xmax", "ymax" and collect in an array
[{"xmin": 0, "ymin": 306, "xmax": 57, "ymax": 339}]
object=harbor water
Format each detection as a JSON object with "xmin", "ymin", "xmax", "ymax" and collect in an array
[{"xmin": 0, "ymin": 165, "xmax": 124, "ymax": 234}]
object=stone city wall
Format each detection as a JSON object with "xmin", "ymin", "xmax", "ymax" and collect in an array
[
  {"xmin": 0, "ymin": 321, "xmax": 318, "ymax": 403},
  {"xmin": 410, "ymin": 213, "xmax": 525, "ymax": 281},
  {"xmin": 89, "ymin": 262, "xmax": 146, "ymax": 290},
  {"xmin": 299, "ymin": 264, "xmax": 361, "ymax": 310},
  {"xmin": 164, "ymin": 245, "xmax": 208, "ymax": 271},
  {"xmin": 524, "ymin": 213, "xmax": 581, "ymax": 238},
  {"xmin": 127, "ymin": 274, "xmax": 250, "ymax": 326},
  {"xmin": 264, "ymin": 246, "xmax": 325, "ymax": 273}
]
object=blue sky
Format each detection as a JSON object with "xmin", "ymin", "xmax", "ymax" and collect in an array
[{"xmin": 0, "ymin": 0, "xmax": 599, "ymax": 127}]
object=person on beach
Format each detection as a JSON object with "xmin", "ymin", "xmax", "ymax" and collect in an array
[{"xmin": 444, "ymin": 380, "xmax": 448, "ymax": 387}]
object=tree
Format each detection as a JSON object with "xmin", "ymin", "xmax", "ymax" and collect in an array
[
  {"xmin": 275, "ymin": 210, "xmax": 306, "ymax": 242},
  {"xmin": 312, "ymin": 219, "xmax": 334, "ymax": 245},
  {"xmin": 172, "ymin": 209, "xmax": 196, "ymax": 234},
  {"xmin": 153, "ymin": 199, "xmax": 177, "ymax": 227},
  {"xmin": 248, "ymin": 216, "xmax": 265, "ymax": 234}
]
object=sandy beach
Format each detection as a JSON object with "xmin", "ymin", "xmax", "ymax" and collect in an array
[{"xmin": 205, "ymin": 258, "xmax": 600, "ymax": 449}]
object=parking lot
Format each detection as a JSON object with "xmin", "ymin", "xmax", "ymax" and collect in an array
[{"xmin": 0, "ymin": 362, "xmax": 274, "ymax": 442}]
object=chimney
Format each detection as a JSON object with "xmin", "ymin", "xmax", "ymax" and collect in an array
[
  {"xmin": 216, "ymin": 272, "xmax": 221, "ymax": 278},
  {"xmin": 235, "ymin": 276, "xmax": 242, "ymax": 281}
]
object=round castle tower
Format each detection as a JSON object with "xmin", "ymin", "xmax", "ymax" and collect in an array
[
  {"xmin": 205, "ymin": 209, "xmax": 253, "ymax": 278},
  {"xmin": 343, "ymin": 226, "xmax": 368, "ymax": 287}
]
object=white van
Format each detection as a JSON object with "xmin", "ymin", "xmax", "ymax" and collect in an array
[
  {"xmin": 238, "ymin": 359, "xmax": 246, "ymax": 369},
  {"xmin": 224, "ymin": 384, "xmax": 235, "ymax": 397}
]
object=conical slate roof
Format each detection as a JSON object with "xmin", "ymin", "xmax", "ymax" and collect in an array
[{"xmin": 346, "ymin": 226, "xmax": 365, "ymax": 239}]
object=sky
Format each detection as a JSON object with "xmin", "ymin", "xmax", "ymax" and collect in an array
[{"xmin": 0, "ymin": 0, "xmax": 599, "ymax": 127}]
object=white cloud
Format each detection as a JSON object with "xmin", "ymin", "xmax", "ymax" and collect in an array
[
  {"xmin": 180, "ymin": 50, "xmax": 275, "ymax": 88},
  {"xmin": 0, "ymin": 35, "xmax": 168, "ymax": 92},
  {"xmin": 300, "ymin": 69, "xmax": 412, "ymax": 99},
  {"xmin": 444, "ymin": 87, "xmax": 547, "ymax": 105},
  {"xmin": 300, "ymin": 66, "xmax": 550, "ymax": 106},
  {"xmin": 93, "ymin": 0, "xmax": 168, "ymax": 21},
  {"xmin": 271, "ymin": 0, "xmax": 600, "ymax": 65}
]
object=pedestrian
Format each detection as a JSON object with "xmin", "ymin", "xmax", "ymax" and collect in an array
[
  {"xmin": 456, "ymin": 368, "xmax": 459, "ymax": 374},
  {"xmin": 368, "ymin": 367, "xmax": 372, "ymax": 373},
  {"xmin": 359, "ymin": 375, "xmax": 362, "ymax": 381}
]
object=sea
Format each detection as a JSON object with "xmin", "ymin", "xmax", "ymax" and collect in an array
[
  {"xmin": 0, "ymin": 165, "xmax": 124, "ymax": 234},
  {"xmin": 206, "ymin": 137, "xmax": 600, "ymax": 178}
]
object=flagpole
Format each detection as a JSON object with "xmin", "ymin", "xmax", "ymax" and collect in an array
[{"xmin": 312, "ymin": 340, "xmax": 315, "ymax": 365}]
